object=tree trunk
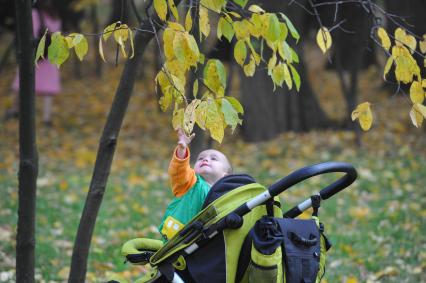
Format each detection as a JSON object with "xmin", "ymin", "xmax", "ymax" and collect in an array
[
  {"xmin": 15, "ymin": 0, "xmax": 39, "ymax": 282},
  {"xmin": 68, "ymin": 2, "xmax": 182, "ymax": 280}
]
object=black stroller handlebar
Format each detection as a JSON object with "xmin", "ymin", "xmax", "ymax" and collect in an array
[{"xmin": 268, "ymin": 161, "xmax": 357, "ymax": 199}]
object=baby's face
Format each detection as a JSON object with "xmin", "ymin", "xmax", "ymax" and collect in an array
[{"xmin": 194, "ymin": 149, "xmax": 230, "ymax": 184}]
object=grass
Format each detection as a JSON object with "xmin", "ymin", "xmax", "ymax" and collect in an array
[{"xmin": 0, "ymin": 54, "xmax": 425, "ymax": 282}]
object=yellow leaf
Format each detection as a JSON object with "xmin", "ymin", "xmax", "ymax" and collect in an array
[
  {"xmin": 168, "ymin": 0, "xmax": 179, "ymax": 20},
  {"xmin": 74, "ymin": 36, "xmax": 88, "ymax": 61},
  {"xmin": 419, "ymin": 34, "xmax": 426, "ymax": 53},
  {"xmin": 98, "ymin": 37, "xmax": 106, "ymax": 62},
  {"xmin": 113, "ymin": 24, "xmax": 130, "ymax": 58},
  {"xmin": 383, "ymin": 56, "xmax": 393, "ymax": 79},
  {"xmin": 395, "ymin": 28, "xmax": 416, "ymax": 53},
  {"xmin": 346, "ymin": 276, "xmax": 358, "ymax": 283},
  {"xmin": 185, "ymin": 10, "xmax": 192, "ymax": 31},
  {"xmin": 409, "ymin": 105, "xmax": 423, "ymax": 128},
  {"xmin": 154, "ymin": 0, "xmax": 167, "ymax": 21},
  {"xmin": 371, "ymin": 266, "xmax": 399, "ymax": 280},
  {"xmin": 195, "ymin": 100, "xmax": 208, "ymax": 130},
  {"xmin": 349, "ymin": 207, "xmax": 370, "ymax": 219},
  {"xmin": 167, "ymin": 21, "xmax": 185, "ymax": 31},
  {"xmin": 243, "ymin": 55, "xmax": 256, "ymax": 77},
  {"xmin": 163, "ymin": 28, "xmax": 176, "ymax": 60},
  {"xmin": 271, "ymin": 63, "xmax": 285, "ymax": 88},
  {"xmin": 184, "ymin": 99, "xmax": 201, "ymax": 134},
  {"xmin": 409, "ymin": 81, "xmax": 424, "ymax": 104},
  {"xmin": 377, "ymin": 27, "xmax": 391, "ymax": 51},
  {"xmin": 392, "ymin": 46, "xmax": 420, "ymax": 83},
  {"xmin": 283, "ymin": 63, "xmax": 292, "ymax": 90},
  {"xmin": 248, "ymin": 4, "xmax": 265, "ymax": 14},
  {"xmin": 233, "ymin": 20, "xmax": 250, "ymax": 41},
  {"xmin": 351, "ymin": 102, "xmax": 373, "ymax": 131},
  {"xmin": 172, "ymin": 107, "xmax": 184, "ymax": 130},
  {"xmin": 414, "ymin": 103, "xmax": 426, "ymax": 118},
  {"xmin": 316, "ymin": 27, "xmax": 332, "ymax": 54},
  {"xmin": 205, "ymin": 99, "xmax": 224, "ymax": 143},
  {"xmin": 102, "ymin": 22, "xmax": 117, "ymax": 41},
  {"xmin": 199, "ymin": 6, "xmax": 210, "ymax": 38}
]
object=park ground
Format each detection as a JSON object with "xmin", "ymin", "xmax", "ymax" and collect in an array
[{"xmin": 0, "ymin": 48, "xmax": 425, "ymax": 282}]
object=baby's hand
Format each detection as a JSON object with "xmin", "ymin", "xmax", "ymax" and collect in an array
[{"xmin": 176, "ymin": 128, "xmax": 195, "ymax": 158}]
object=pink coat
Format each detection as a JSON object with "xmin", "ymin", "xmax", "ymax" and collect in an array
[{"xmin": 12, "ymin": 9, "xmax": 62, "ymax": 95}]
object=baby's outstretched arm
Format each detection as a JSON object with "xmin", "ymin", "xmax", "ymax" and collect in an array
[{"xmin": 176, "ymin": 128, "xmax": 195, "ymax": 159}]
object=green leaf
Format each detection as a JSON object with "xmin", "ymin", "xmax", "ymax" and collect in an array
[
  {"xmin": 221, "ymin": 98, "xmax": 241, "ymax": 131},
  {"xmin": 234, "ymin": 40, "xmax": 247, "ymax": 66},
  {"xmin": 233, "ymin": 0, "xmax": 248, "ymax": 8},
  {"xmin": 74, "ymin": 36, "xmax": 88, "ymax": 61},
  {"xmin": 193, "ymin": 80, "xmax": 199, "ymax": 98},
  {"xmin": 35, "ymin": 30, "xmax": 47, "ymax": 65},
  {"xmin": 290, "ymin": 47, "xmax": 299, "ymax": 63},
  {"xmin": 264, "ymin": 14, "xmax": 281, "ymax": 43},
  {"xmin": 154, "ymin": 0, "xmax": 168, "ymax": 21},
  {"xmin": 225, "ymin": 96, "xmax": 244, "ymax": 113},
  {"xmin": 200, "ymin": 0, "xmax": 225, "ymax": 12},
  {"xmin": 280, "ymin": 13, "xmax": 300, "ymax": 42},
  {"xmin": 278, "ymin": 22, "xmax": 288, "ymax": 42},
  {"xmin": 289, "ymin": 64, "xmax": 300, "ymax": 92},
  {"xmin": 103, "ymin": 22, "xmax": 117, "ymax": 41},
  {"xmin": 218, "ymin": 17, "xmax": 234, "ymax": 42},
  {"xmin": 278, "ymin": 41, "xmax": 292, "ymax": 62},
  {"xmin": 48, "ymin": 32, "xmax": 70, "ymax": 67}
]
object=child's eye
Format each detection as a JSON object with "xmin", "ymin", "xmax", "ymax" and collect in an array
[{"xmin": 211, "ymin": 157, "xmax": 217, "ymax": 161}]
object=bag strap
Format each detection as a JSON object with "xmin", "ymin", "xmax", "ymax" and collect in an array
[{"xmin": 311, "ymin": 195, "xmax": 321, "ymax": 217}]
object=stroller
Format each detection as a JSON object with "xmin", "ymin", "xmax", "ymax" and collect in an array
[{"xmin": 120, "ymin": 162, "xmax": 357, "ymax": 283}]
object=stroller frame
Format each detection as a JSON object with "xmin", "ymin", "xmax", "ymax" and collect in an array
[{"xmin": 123, "ymin": 161, "xmax": 357, "ymax": 283}]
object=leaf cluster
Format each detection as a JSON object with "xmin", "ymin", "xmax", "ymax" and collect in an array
[{"xmin": 154, "ymin": 1, "xmax": 301, "ymax": 142}]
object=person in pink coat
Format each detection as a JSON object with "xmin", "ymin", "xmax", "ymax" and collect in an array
[{"xmin": 6, "ymin": 0, "xmax": 61, "ymax": 126}]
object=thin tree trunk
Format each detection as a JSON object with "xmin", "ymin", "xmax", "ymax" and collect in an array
[
  {"xmin": 15, "ymin": 0, "xmax": 39, "ymax": 282},
  {"xmin": 68, "ymin": 1, "xmax": 182, "ymax": 280},
  {"xmin": 91, "ymin": 5, "xmax": 102, "ymax": 78}
]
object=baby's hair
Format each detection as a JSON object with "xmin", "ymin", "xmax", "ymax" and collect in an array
[{"xmin": 224, "ymin": 156, "xmax": 233, "ymax": 174}]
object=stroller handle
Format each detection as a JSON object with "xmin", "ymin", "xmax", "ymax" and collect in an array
[
  {"xmin": 268, "ymin": 161, "xmax": 357, "ymax": 199},
  {"xmin": 237, "ymin": 162, "xmax": 357, "ymax": 217}
]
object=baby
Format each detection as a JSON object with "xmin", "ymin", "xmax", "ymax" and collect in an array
[{"xmin": 158, "ymin": 129, "xmax": 232, "ymax": 241}]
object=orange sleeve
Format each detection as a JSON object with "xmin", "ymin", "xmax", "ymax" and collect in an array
[{"xmin": 168, "ymin": 146, "xmax": 197, "ymax": 197}]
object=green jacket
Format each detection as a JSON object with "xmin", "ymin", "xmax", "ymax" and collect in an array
[{"xmin": 158, "ymin": 175, "xmax": 210, "ymax": 241}]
